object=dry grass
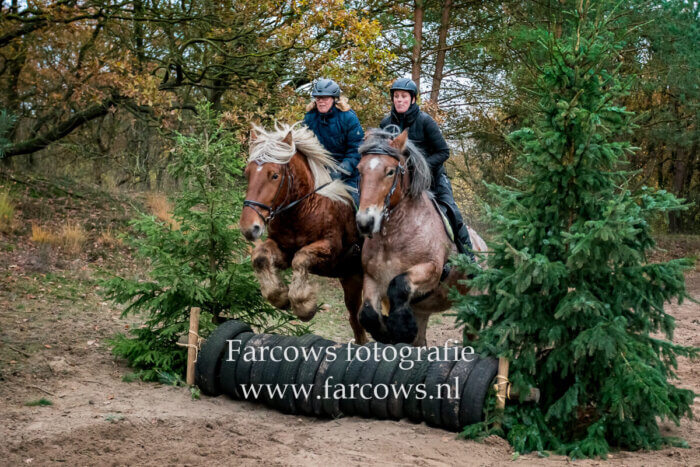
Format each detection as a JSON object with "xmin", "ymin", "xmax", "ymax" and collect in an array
[
  {"xmin": 31, "ymin": 222, "xmax": 87, "ymax": 254},
  {"xmin": 146, "ymin": 192, "xmax": 179, "ymax": 229},
  {"xmin": 59, "ymin": 222, "xmax": 87, "ymax": 254},
  {"xmin": 31, "ymin": 224, "xmax": 56, "ymax": 244},
  {"xmin": 98, "ymin": 227, "xmax": 122, "ymax": 248},
  {"xmin": 0, "ymin": 189, "xmax": 14, "ymax": 233}
]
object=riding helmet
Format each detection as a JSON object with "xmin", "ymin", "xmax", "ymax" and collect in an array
[
  {"xmin": 390, "ymin": 78, "xmax": 418, "ymax": 98},
  {"xmin": 311, "ymin": 78, "xmax": 341, "ymax": 98}
]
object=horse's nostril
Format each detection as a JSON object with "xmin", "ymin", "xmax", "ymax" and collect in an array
[{"xmin": 356, "ymin": 219, "xmax": 370, "ymax": 234}]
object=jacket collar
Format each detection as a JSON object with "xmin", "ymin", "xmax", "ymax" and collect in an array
[{"xmin": 390, "ymin": 103, "xmax": 420, "ymax": 130}]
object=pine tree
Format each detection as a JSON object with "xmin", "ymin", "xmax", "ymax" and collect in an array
[
  {"xmin": 455, "ymin": 1, "xmax": 697, "ymax": 458},
  {"xmin": 102, "ymin": 103, "xmax": 305, "ymax": 382}
]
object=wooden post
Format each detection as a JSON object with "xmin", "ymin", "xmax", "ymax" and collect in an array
[
  {"xmin": 496, "ymin": 357, "xmax": 509, "ymax": 410},
  {"xmin": 186, "ymin": 307, "xmax": 201, "ymax": 386},
  {"xmin": 493, "ymin": 357, "xmax": 510, "ymax": 430}
]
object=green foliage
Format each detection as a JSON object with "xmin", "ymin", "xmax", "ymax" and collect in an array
[
  {"xmin": 25, "ymin": 398, "xmax": 53, "ymax": 407},
  {"xmin": 103, "ymin": 103, "xmax": 306, "ymax": 382},
  {"xmin": 454, "ymin": 1, "xmax": 697, "ymax": 458}
]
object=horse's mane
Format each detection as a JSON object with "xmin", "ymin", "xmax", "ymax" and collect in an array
[
  {"xmin": 359, "ymin": 128, "xmax": 432, "ymax": 198},
  {"xmin": 249, "ymin": 123, "xmax": 354, "ymax": 205}
]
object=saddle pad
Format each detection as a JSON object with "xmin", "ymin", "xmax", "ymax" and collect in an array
[{"xmin": 430, "ymin": 197, "xmax": 454, "ymax": 243}]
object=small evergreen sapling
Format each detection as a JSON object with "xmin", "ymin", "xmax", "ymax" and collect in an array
[
  {"xmin": 103, "ymin": 103, "xmax": 305, "ymax": 382},
  {"xmin": 454, "ymin": 1, "xmax": 697, "ymax": 458}
]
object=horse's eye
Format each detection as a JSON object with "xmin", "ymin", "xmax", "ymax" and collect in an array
[
  {"xmin": 386, "ymin": 169, "xmax": 395, "ymax": 177},
  {"xmin": 271, "ymin": 173, "xmax": 279, "ymax": 180}
]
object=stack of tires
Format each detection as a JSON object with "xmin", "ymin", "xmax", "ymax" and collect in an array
[{"xmin": 195, "ymin": 320, "xmax": 498, "ymax": 432}]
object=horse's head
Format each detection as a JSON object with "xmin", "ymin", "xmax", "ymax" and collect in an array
[
  {"xmin": 239, "ymin": 123, "xmax": 355, "ymax": 242},
  {"xmin": 356, "ymin": 129, "xmax": 430, "ymax": 237},
  {"xmin": 239, "ymin": 130, "xmax": 295, "ymax": 241}
]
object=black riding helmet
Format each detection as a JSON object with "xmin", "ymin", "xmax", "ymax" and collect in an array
[
  {"xmin": 390, "ymin": 78, "xmax": 418, "ymax": 99},
  {"xmin": 311, "ymin": 78, "xmax": 341, "ymax": 98}
]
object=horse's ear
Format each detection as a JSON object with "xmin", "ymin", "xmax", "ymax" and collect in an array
[
  {"xmin": 390, "ymin": 129, "xmax": 409, "ymax": 152},
  {"xmin": 250, "ymin": 128, "xmax": 258, "ymax": 143},
  {"xmin": 282, "ymin": 131, "xmax": 293, "ymax": 146}
]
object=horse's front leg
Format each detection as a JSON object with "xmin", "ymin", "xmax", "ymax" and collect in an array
[
  {"xmin": 386, "ymin": 261, "xmax": 441, "ymax": 344},
  {"xmin": 251, "ymin": 239, "xmax": 290, "ymax": 309},
  {"xmin": 359, "ymin": 276, "xmax": 392, "ymax": 343},
  {"xmin": 288, "ymin": 239, "xmax": 332, "ymax": 321},
  {"xmin": 340, "ymin": 274, "xmax": 367, "ymax": 345}
]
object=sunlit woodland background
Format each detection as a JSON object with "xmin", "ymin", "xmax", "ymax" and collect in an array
[{"xmin": 1, "ymin": 0, "xmax": 697, "ymax": 232}]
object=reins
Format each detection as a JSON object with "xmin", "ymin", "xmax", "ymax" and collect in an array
[{"xmin": 243, "ymin": 163, "xmax": 331, "ymax": 224}]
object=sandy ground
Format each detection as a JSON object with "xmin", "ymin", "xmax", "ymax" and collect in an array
[
  {"xmin": 1, "ymin": 264, "xmax": 697, "ymax": 466},
  {"xmin": 0, "ymin": 178, "xmax": 698, "ymax": 466}
]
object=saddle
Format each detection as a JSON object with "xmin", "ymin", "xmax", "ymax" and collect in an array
[
  {"xmin": 430, "ymin": 197, "xmax": 454, "ymax": 243},
  {"xmin": 429, "ymin": 197, "xmax": 458, "ymax": 284}
]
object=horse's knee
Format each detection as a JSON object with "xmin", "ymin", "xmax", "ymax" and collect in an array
[
  {"xmin": 388, "ymin": 273, "xmax": 412, "ymax": 309},
  {"xmin": 252, "ymin": 254, "xmax": 269, "ymax": 272},
  {"xmin": 386, "ymin": 305, "xmax": 418, "ymax": 344}
]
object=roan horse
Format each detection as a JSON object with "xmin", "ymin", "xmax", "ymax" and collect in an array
[
  {"xmin": 355, "ymin": 129, "xmax": 487, "ymax": 346},
  {"xmin": 239, "ymin": 123, "xmax": 367, "ymax": 344}
]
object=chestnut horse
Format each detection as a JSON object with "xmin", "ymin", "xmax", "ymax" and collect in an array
[
  {"xmin": 239, "ymin": 123, "xmax": 366, "ymax": 344},
  {"xmin": 355, "ymin": 129, "xmax": 487, "ymax": 346}
]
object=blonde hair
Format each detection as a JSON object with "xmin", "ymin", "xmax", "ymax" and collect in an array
[{"xmin": 249, "ymin": 123, "xmax": 355, "ymax": 205}]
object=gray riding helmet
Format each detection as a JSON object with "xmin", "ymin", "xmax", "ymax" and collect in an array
[
  {"xmin": 311, "ymin": 78, "xmax": 341, "ymax": 98},
  {"xmin": 390, "ymin": 78, "xmax": 418, "ymax": 99}
]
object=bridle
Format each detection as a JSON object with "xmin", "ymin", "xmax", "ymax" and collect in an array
[
  {"xmin": 243, "ymin": 162, "xmax": 331, "ymax": 224},
  {"xmin": 358, "ymin": 145, "xmax": 407, "ymax": 225}
]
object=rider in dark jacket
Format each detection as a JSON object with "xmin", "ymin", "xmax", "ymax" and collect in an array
[
  {"xmin": 303, "ymin": 78, "xmax": 364, "ymax": 205},
  {"xmin": 380, "ymin": 78, "xmax": 475, "ymax": 259}
]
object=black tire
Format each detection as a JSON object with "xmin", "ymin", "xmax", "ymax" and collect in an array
[
  {"xmin": 195, "ymin": 320, "xmax": 252, "ymax": 396},
  {"xmin": 219, "ymin": 331, "xmax": 256, "ymax": 399},
  {"xmin": 321, "ymin": 343, "xmax": 355, "ymax": 418},
  {"xmin": 440, "ymin": 357, "xmax": 479, "ymax": 431},
  {"xmin": 369, "ymin": 343, "xmax": 402, "ymax": 419},
  {"xmin": 353, "ymin": 342, "xmax": 384, "ymax": 418},
  {"xmin": 311, "ymin": 343, "xmax": 345, "ymax": 416},
  {"xmin": 340, "ymin": 343, "xmax": 369, "ymax": 416},
  {"xmin": 459, "ymin": 357, "xmax": 499, "ymax": 427},
  {"xmin": 234, "ymin": 334, "xmax": 267, "ymax": 400},
  {"xmin": 404, "ymin": 349, "xmax": 431, "ymax": 423},
  {"xmin": 295, "ymin": 337, "xmax": 334, "ymax": 415},
  {"xmin": 276, "ymin": 334, "xmax": 324, "ymax": 414},
  {"xmin": 260, "ymin": 335, "xmax": 298, "ymax": 408},
  {"xmin": 248, "ymin": 334, "xmax": 285, "ymax": 403},
  {"xmin": 386, "ymin": 344, "xmax": 415, "ymax": 420},
  {"xmin": 422, "ymin": 352, "xmax": 458, "ymax": 428}
]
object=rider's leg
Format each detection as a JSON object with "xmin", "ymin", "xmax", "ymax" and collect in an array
[{"xmin": 432, "ymin": 171, "xmax": 475, "ymax": 261}]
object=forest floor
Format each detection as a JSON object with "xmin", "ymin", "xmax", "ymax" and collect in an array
[{"xmin": 1, "ymin": 173, "xmax": 698, "ymax": 466}]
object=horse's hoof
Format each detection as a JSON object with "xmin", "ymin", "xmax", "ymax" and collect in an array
[
  {"xmin": 268, "ymin": 291, "xmax": 291, "ymax": 310},
  {"xmin": 386, "ymin": 306, "xmax": 418, "ymax": 344},
  {"xmin": 359, "ymin": 304, "xmax": 391, "ymax": 343},
  {"xmin": 291, "ymin": 297, "xmax": 318, "ymax": 321}
]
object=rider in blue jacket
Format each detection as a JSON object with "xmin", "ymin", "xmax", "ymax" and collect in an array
[{"xmin": 303, "ymin": 79, "xmax": 364, "ymax": 205}]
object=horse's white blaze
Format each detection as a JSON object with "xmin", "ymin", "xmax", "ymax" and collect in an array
[
  {"xmin": 357, "ymin": 205, "xmax": 383, "ymax": 235},
  {"xmin": 256, "ymin": 165, "xmax": 264, "ymax": 172},
  {"xmin": 368, "ymin": 157, "xmax": 382, "ymax": 171}
]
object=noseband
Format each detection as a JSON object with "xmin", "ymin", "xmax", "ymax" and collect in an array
[{"xmin": 243, "ymin": 163, "xmax": 331, "ymax": 224}]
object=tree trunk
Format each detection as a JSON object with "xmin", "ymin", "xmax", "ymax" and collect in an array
[
  {"xmin": 412, "ymin": 0, "xmax": 424, "ymax": 92},
  {"xmin": 668, "ymin": 148, "xmax": 689, "ymax": 233},
  {"xmin": 430, "ymin": 0, "xmax": 453, "ymax": 103}
]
